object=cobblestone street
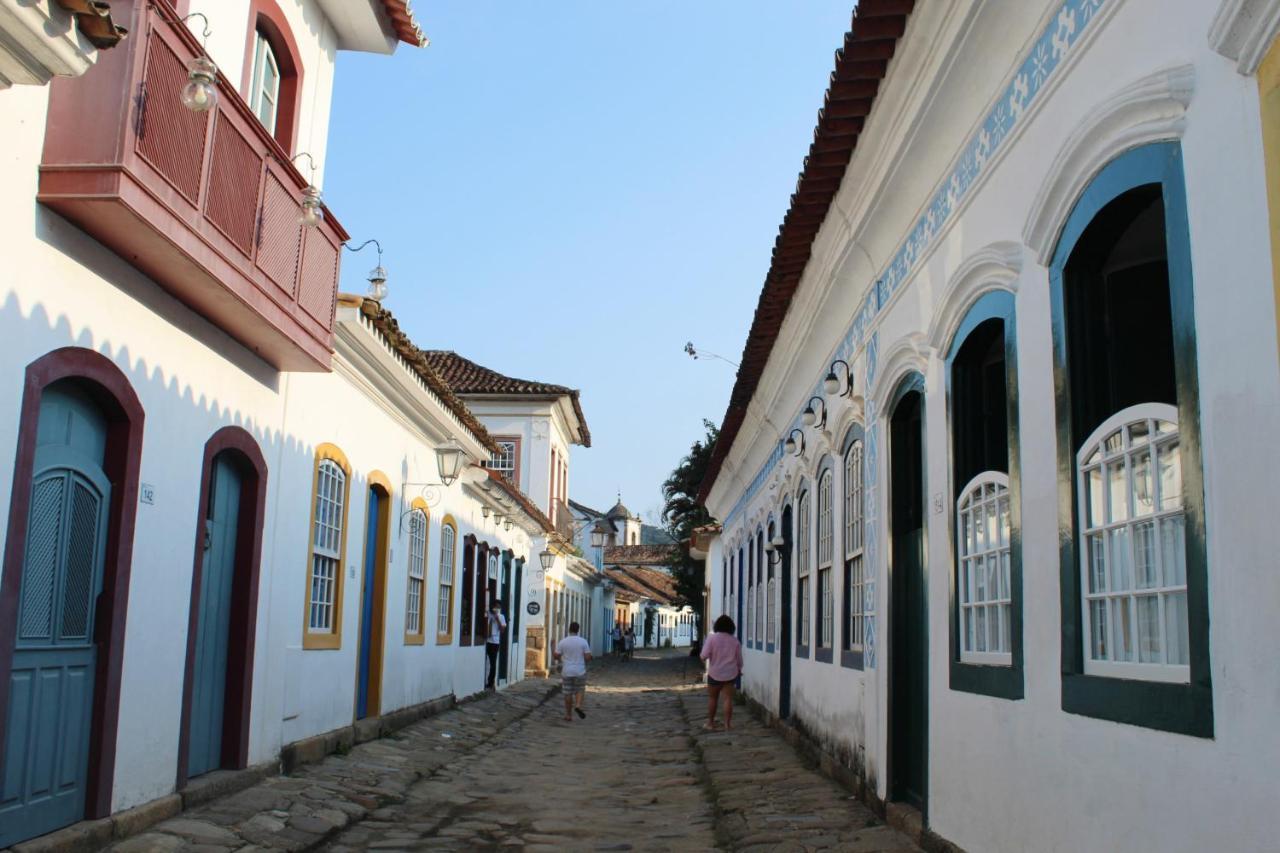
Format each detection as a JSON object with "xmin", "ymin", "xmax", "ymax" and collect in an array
[{"xmin": 103, "ymin": 651, "xmax": 916, "ymax": 852}]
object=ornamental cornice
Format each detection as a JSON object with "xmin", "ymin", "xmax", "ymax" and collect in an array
[
  {"xmin": 926, "ymin": 241, "xmax": 1024, "ymax": 354},
  {"xmin": 1209, "ymin": 0, "xmax": 1280, "ymax": 74},
  {"xmin": 1023, "ymin": 65, "xmax": 1195, "ymax": 265}
]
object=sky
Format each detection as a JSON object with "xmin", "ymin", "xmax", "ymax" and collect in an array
[{"xmin": 325, "ymin": 2, "xmax": 853, "ymax": 524}]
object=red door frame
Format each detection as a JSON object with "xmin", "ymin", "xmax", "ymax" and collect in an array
[{"xmin": 0, "ymin": 347, "xmax": 145, "ymax": 820}]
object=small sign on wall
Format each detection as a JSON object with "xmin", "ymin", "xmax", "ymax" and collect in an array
[
  {"xmin": 527, "ymin": 601, "xmax": 541, "ymax": 616},
  {"xmin": 139, "ymin": 483, "xmax": 155, "ymax": 505}
]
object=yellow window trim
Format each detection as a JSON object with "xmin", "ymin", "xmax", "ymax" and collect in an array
[
  {"xmin": 1260, "ymin": 38, "xmax": 1280, "ymax": 366},
  {"xmin": 404, "ymin": 496, "xmax": 429, "ymax": 645},
  {"xmin": 435, "ymin": 514, "xmax": 458, "ymax": 645},
  {"xmin": 303, "ymin": 443, "xmax": 351, "ymax": 650}
]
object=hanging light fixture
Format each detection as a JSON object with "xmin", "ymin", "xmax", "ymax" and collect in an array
[
  {"xmin": 801, "ymin": 396, "xmax": 826, "ymax": 428},
  {"xmin": 824, "ymin": 359, "xmax": 852, "ymax": 397},
  {"xmin": 178, "ymin": 14, "xmax": 218, "ymax": 112},
  {"xmin": 539, "ymin": 549, "xmax": 555, "ymax": 571},
  {"xmin": 504, "ymin": 519, "xmax": 514, "ymax": 531},
  {"xmin": 783, "ymin": 428, "xmax": 805, "ymax": 457},
  {"xmin": 345, "ymin": 239, "xmax": 388, "ymax": 302},
  {"xmin": 481, "ymin": 506, "xmax": 490, "ymax": 518},
  {"xmin": 289, "ymin": 154, "xmax": 324, "ymax": 227}
]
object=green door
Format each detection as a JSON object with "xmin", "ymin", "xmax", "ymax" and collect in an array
[
  {"xmin": 0, "ymin": 384, "xmax": 111, "ymax": 846},
  {"xmin": 889, "ymin": 385, "xmax": 928, "ymax": 812},
  {"xmin": 187, "ymin": 454, "xmax": 243, "ymax": 778}
]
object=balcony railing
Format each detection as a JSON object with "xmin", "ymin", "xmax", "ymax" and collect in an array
[{"xmin": 37, "ymin": 1, "xmax": 348, "ymax": 371}]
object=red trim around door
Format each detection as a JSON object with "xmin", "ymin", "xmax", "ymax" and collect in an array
[
  {"xmin": 175, "ymin": 426, "xmax": 268, "ymax": 790},
  {"xmin": 0, "ymin": 347, "xmax": 145, "ymax": 820}
]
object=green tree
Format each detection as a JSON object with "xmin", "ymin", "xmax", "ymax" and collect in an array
[{"xmin": 661, "ymin": 419, "xmax": 719, "ymax": 616}]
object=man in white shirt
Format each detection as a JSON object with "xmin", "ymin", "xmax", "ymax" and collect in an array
[
  {"xmin": 553, "ymin": 621, "xmax": 592, "ymax": 721},
  {"xmin": 484, "ymin": 602, "xmax": 507, "ymax": 690}
]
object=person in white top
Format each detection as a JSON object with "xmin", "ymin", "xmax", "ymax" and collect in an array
[
  {"xmin": 553, "ymin": 621, "xmax": 593, "ymax": 721},
  {"xmin": 484, "ymin": 602, "xmax": 507, "ymax": 690}
]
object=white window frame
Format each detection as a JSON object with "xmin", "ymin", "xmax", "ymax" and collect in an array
[
  {"xmin": 437, "ymin": 522, "xmax": 456, "ymax": 638},
  {"xmin": 308, "ymin": 459, "xmax": 344, "ymax": 633},
  {"xmin": 1077, "ymin": 403, "xmax": 1188, "ymax": 684},
  {"xmin": 956, "ymin": 471, "xmax": 1013, "ymax": 665},
  {"xmin": 746, "ymin": 543, "xmax": 755, "ymax": 645},
  {"xmin": 406, "ymin": 508, "xmax": 427, "ymax": 636},
  {"xmin": 844, "ymin": 439, "xmax": 865, "ymax": 652},
  {"xmin": 797, "ymin": 493, "xmax": 811, "ymax": 647},
  {"xmin": 817, "ymin": 471, "xmax": 833, "ymax": 649},
  {"xmin": 486, "ymin": 439, "xmax": 519, "ymax": 485},
  {"xmin": 755, "ymin": 533, "xmax": 764, "ymax": 644},
  {"xmin": 766, "ymin": 527, "xmax": 777, "ymax": 646},
  {"xmin": 249, "ymin": 31, "xmax": 281, "ymax": 136}
]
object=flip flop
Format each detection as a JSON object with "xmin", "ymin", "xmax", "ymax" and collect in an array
[{"xmin": 575, "ymin": 708, "xmax": 586, "ymax": 719}]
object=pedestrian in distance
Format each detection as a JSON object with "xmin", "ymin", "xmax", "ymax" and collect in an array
[
  {"xmin": 611, "ymin": 624, "xmax": 623, "ymax": 657},
  {"xmin": 624, "ymin": 626, "xmax": 636, "ymax": 661},
  {"xmin": 553, "ymin": 621, "xmax": 592, "ymax": 721},
  {"xmin": 484, "ymin": 601, "xmax": 507, "ymax": 690},
  {"xmin": 699, "ymin": 614, "xmax": 743, "ymax": 731}
]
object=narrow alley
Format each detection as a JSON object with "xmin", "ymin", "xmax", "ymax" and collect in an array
[{"xmin": 104, "ymin": 652, "xmax": 917, "ymax": 852}]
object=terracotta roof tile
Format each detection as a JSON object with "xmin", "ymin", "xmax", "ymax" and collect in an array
[
  {"xmin": 604, "ymin": 544, "xmax": 678, "ymax": 567},
  {"xmin": 381, "ymin": 0, "xmax": 428, "ymax": 48},
  {"xmin": 423, "ymin": 350, "xmax": 592, "ymax": 447},
  {"xmin": 355, "ymin": 299, "xmax": 499, "ymax": 455},
  {"xmin": 605, "ymin": 567, "xmax": 679, "ymax": 606},
  {"xmin": 699, "ymin": 1, "xmax": 915, "ymax": 503},
  {"xmin": 55, "ymin": 0, "xmax": 127, "ymax": 48},
  {"xmin": 484, "ymin": 468, "xmax": 555, "ymax": 534}
]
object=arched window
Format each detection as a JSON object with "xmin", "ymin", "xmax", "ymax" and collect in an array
[
  {"xmin": 746, "ymin": 536, "xmax": 755, "ymax": 646},
  {"xmin": 242, "ymin": 0, "xmax": 304, "ymax": 153},
  {"xmin": 1050, "ymin": 142, "xmax": 1208, "ymax": 736},
  {"xmin": 765, "ymin": 523, "xmax": 776, "ymax": 649},
  {"xmin": 816, "ymin": 469, "xmax": 834, "ymax": 660},
  {"xmin": 956, "ymin": 472, "xmax": 1011, "ymax": 661},
  {"xmin": 404, "ymin": 503, "xmax": 428, "ymax": 644},
  {"xmin": 436, "ymin": 519, "xmax": 456, "ymax": 642},
  {"xmin": 755, "ymin": 530, "xmax": 765, "ymax": 646},
  {"xmin": 248, "ymin": 30, "xmax": 280, "ymax": 135},
  {"xmin": 796, "ymin": 489, "xmax": 812, "ymax": 654},
  {"xmin": 305, "ymin": 445, "xmax": 350, "ymax": 649},
  {"xmin": 1077, "ymin": 404, "xmax": 1186, "ymax": 679},
  {"xmin": 842, "ymin": 427, "xmax": 865, "ymax": 668}
]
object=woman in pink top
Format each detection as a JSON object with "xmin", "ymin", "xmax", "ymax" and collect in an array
[{"xmin": 699, "ymin": 614, "xmax": 743, "ymax": 730}]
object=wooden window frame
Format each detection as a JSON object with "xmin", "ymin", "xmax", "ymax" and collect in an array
[
  {"xmin": 404, "ymin": 498, "xmax": 429, "ymax": 645},
  {"xmin": 796, "ymin": 488, "xmax": 811, "ymax": 659},
  {"xmin": 302, "ymin": 443, "xmax": 350, "ymax": 650},
  {"xmin": 1050, "ymin": 142, "xmax": 1211, "ymax": 737}
]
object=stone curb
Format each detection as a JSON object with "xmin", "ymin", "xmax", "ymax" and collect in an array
[{"xmin": 2, "ymin": 682, "xmax": 562, "ymax": 853}]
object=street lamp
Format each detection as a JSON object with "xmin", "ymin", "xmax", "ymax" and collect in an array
[
  {"xmin": 539, "ymin": 549, "xmax": 555, "ymax": 571},
  {"xmin": 590, "ymin": 520, "xmax": 610, "ymax": 549},
  {"xmin": 801, "ymin": 396, "xmax": 826, "ymax": 429},
  {"xmin": 435, "ymin": 439, "xmax": 465, "ymax": 487},
  {"xmin": 783, "ymin": 429, "xmax": 805, "ymax": 457},
  {"xmin": 824, "ymin": 359, "xmax": 852, "ymax": 396}
]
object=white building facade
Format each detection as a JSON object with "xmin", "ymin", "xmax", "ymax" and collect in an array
[
  {"xmin": 701, "ymin": 2, "xmax": 1280, "ymax": 851},
  {"xmin": 0, "ymin": 1, "xmax": 567, "ymax": 847}
]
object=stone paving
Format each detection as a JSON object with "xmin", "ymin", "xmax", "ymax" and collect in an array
[{"xmin": 103, "ymin": 650, "xmax": 919, "ymax": 852}]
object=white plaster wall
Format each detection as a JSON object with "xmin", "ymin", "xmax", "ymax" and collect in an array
[{"xmin": 705, "ymin": 0, "xmax": 1280, "ymax": 850}]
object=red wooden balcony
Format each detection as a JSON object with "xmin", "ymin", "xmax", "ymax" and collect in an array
[{"xmin": 37, "ymin": 1, "xmax": 348, "ymax": 371}]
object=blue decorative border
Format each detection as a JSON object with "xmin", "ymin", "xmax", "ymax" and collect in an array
[{"xmin": 719, "ymin": 0, "xmax": 1108, "ymax": 534}]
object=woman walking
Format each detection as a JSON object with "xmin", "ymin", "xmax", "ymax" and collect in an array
[{"xmin": 699, "ymin": 615, "xmax": 743, "ymax": 731}]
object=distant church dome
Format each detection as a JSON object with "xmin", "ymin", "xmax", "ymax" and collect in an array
[{"xmin": 606, "ymin": 495, "xmax": 632, "ymax": 520}]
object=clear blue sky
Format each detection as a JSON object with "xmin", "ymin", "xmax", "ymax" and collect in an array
[{"xmin": 325, "ymin": 2, "xmax": 852, "ymax": 524}]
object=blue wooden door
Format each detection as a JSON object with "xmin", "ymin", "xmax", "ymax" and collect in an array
[
  {"xmin": 0, "ymin": 385, "xmax": 111, "ymax": 847},
  {"xmin": 356, "ymin": 488, "xmax": 379, "ymax": 720},
  {"xmin": 187, "ymin": 455, "xmax": 242, "ymax": 778}
]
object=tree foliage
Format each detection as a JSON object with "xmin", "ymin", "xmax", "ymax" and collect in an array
[{"xmin": 661, "ymin": 419, "xmax": 719, "ymax": 616}]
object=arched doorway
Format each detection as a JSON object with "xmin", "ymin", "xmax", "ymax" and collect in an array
[
  {"xmin": 178, "ymin": 428, "xmax": 268, "ymax": 787},
  {"xmin": 0, "ymin": 349, "xmax": 144, "ymax": 847},
  {"xmin": 356, "ymin": 476, "xmax": 391, "ymax": 720},
  {"xmin": 887, "ymin": 373, "xmax": 928, "ymax": 814}
]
